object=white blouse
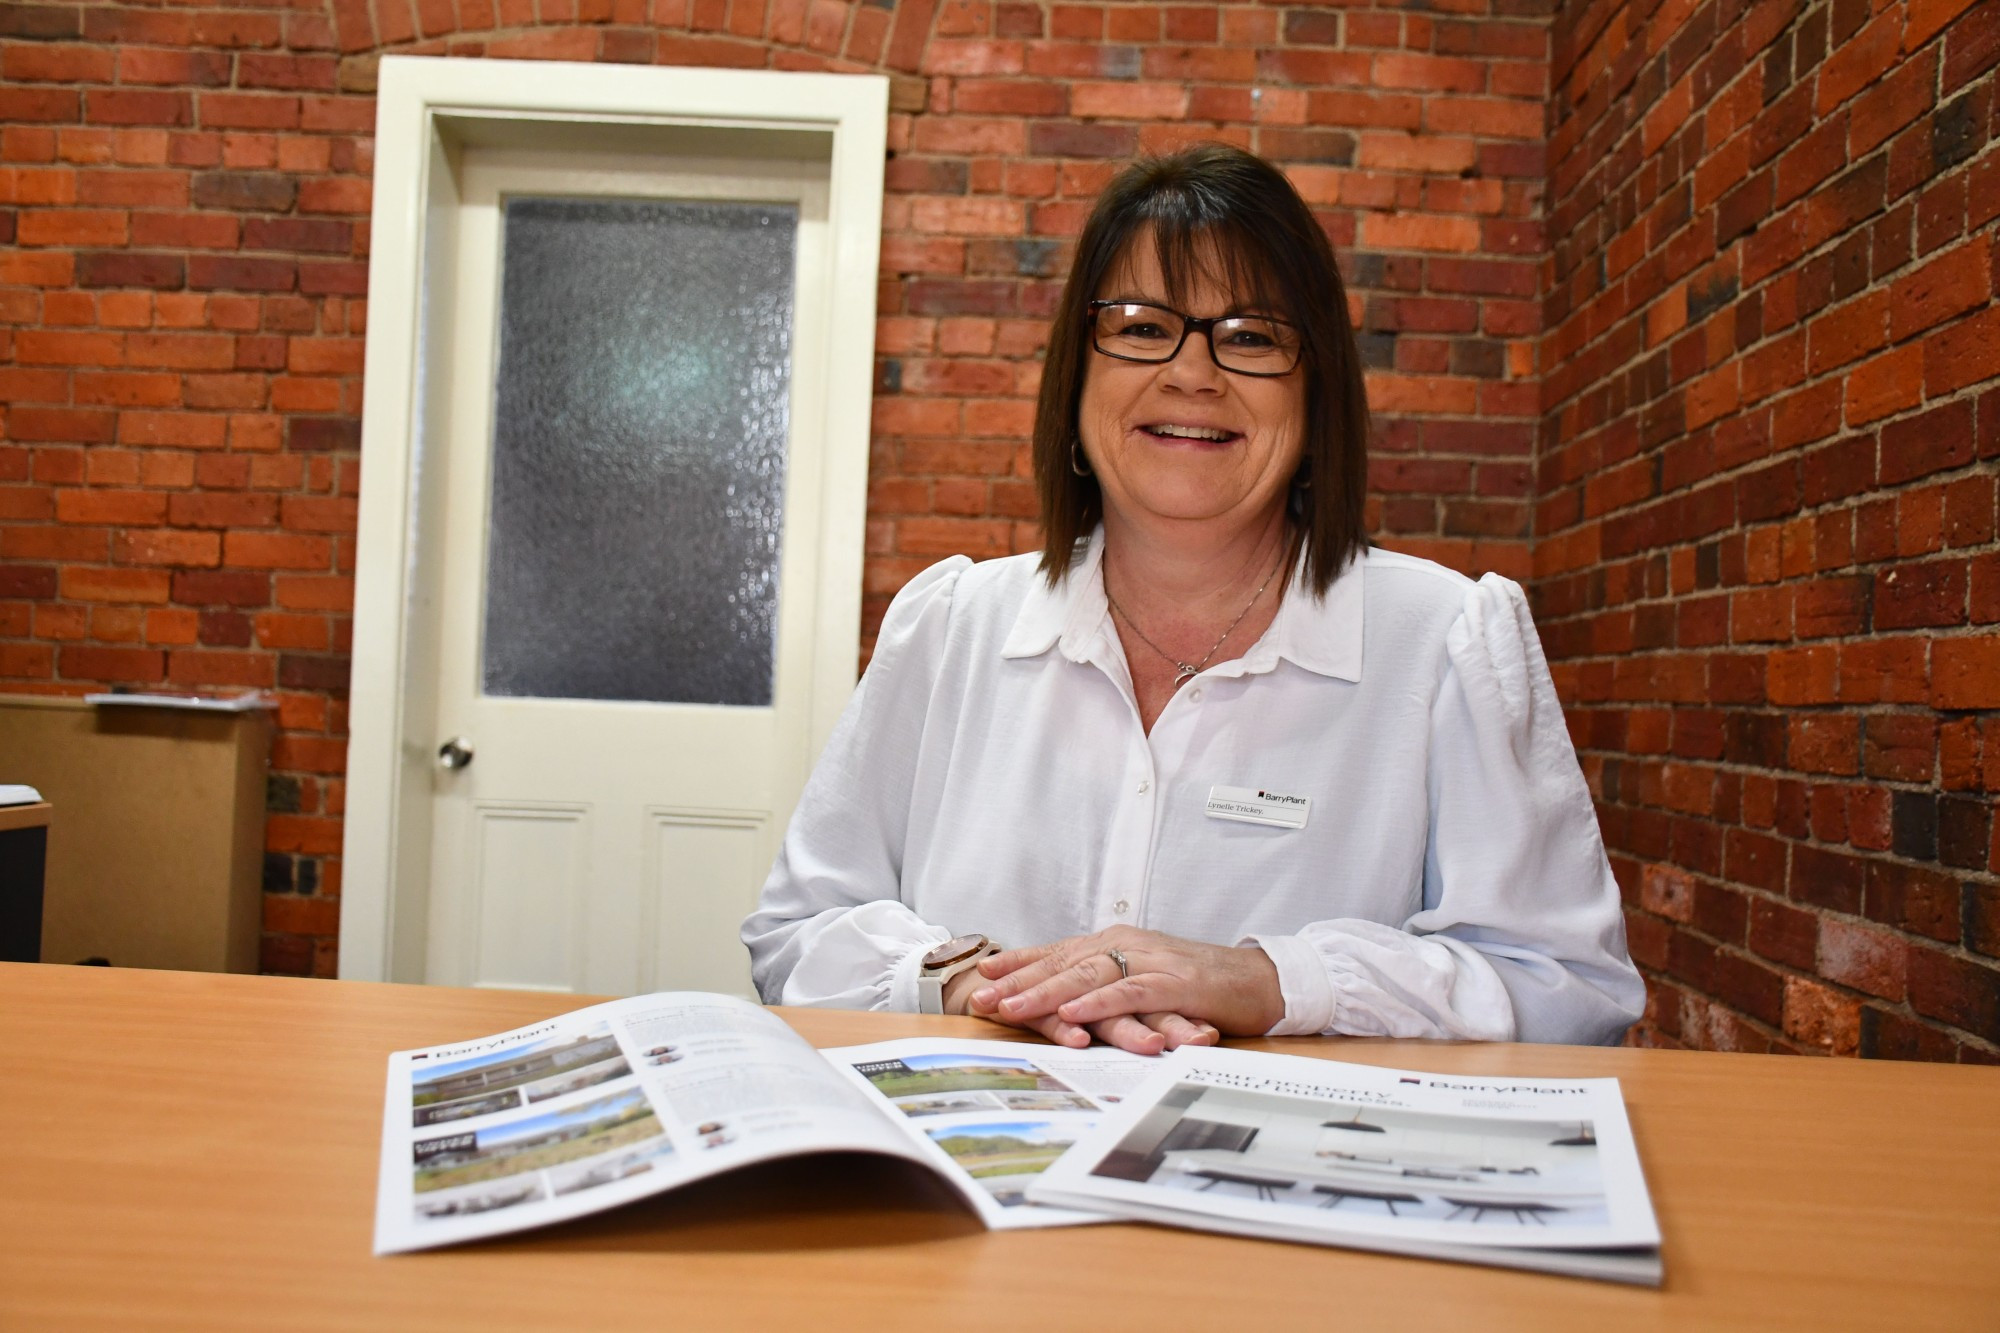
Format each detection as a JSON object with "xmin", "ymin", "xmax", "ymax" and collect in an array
[{"xmin": 742, "ymin": 533, "xmax": 1645, "ymax": 1045}]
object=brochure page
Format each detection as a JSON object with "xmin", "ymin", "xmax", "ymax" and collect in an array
[
  {"xmin": 1028, "ymin": 1046, "xmax": 1662, "ymax": 1284},
  {"xmin": 374, "ymin": 993, "xmax": 926, "ymax": 1254},
  {"xmin": 822, "ymin": 1036, "xmax": 1159, "ymax": 1229}
]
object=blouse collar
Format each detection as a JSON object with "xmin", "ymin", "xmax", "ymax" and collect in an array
[{"xmin": 1001, "ymin": 528, "xmax": 1364, "ymax": 682}]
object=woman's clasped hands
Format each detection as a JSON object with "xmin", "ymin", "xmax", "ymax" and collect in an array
[{"xmin": 944, "ymin": 927, "xmax": 1288, "ymax": 1054}]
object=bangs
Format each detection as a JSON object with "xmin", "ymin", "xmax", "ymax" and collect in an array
[{"xmin": 1105, "ymin": 208, "xmax": 1294, "ymax": 321}]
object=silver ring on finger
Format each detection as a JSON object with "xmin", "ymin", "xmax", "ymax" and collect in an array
[{"xmin": 1106, "ymin": 947, "xmax": 1129, "ymax": 980}]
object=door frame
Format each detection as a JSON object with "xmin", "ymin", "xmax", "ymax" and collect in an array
[{"xmin": 338, "ymin": 56, "xmax": 887, "ymax": 983}]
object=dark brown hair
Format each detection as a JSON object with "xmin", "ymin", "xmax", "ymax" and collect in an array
[{"xmin": 1033, "ymin": 143, "xmax": 1370, "ymax": 596}]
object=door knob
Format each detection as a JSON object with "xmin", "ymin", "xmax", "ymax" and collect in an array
[{"xmin": 438, "ymin": 737, "xmax": 475, "ymax": 770}]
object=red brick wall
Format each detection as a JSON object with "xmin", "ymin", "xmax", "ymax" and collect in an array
[
  {"xmin": 1541, "ymin": 0, "xmax": 2000, "ymax": 1060},
  {"xmin": 1, "ymin": 2, "xmax": 1547, "ymax": 979},
  {"xmin": 865, "ymin": 1, "xmax": 1550, "ymax": 627}
]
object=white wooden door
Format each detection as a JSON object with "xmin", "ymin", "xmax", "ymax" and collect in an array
[{"xmin": 422, "ymin": 149, "xmax": 833, "ymax": 998}]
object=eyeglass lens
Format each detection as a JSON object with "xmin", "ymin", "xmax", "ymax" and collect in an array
[{"xmin": 1093, "ymin": 302, "xmax": 1300, "ymax": 373}]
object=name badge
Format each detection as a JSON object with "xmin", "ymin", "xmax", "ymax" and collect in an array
[{"xmin": 1204, "ymin": 785, "xmax": 1310, "ymax": 830}]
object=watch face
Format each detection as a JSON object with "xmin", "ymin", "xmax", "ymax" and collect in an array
[{"xmin": 923, "ymin": 933, "xmax": 988, "ymax": 970}]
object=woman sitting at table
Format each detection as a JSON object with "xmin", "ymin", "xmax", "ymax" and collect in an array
[{"xmin": 742, "ymin": 144, "xmax": 1644, "ymax": 1053}]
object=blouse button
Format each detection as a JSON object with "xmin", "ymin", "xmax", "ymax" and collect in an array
[
  {"xmin": 1137, "ymin": 779, "xmax": 1149, "ymax": 794},
  {"xmin": 1113, "ymin": 899, "xmax": 1129, "ymax": 915},
  {"xmin": 1188, "ymin": 687, "xmax": 1204, "ymax": 702}
]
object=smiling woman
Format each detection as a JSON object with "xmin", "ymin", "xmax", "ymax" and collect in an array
[
  {"xmin": 742, "ymin": 145, "xmax": 1645, "ymax": 1054},
  {"xmin": 1035, "ymin": 144, "xmax": 1368, "ymax": 613}
]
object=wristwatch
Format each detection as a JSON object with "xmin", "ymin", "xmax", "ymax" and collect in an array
[{"xmin": 917, "ymin": 933, "xmax": 1000, "ymax": 1014}]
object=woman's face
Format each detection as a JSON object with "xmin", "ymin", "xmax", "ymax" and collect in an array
[{"xmin": 1077, "ymin": 234, "xmax": 1306, "ymax": 540}]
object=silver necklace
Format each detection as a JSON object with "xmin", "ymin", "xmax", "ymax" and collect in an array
[{"xmin": 1106, "ymin": 547, "xmax": 1288, "ymax": 689}]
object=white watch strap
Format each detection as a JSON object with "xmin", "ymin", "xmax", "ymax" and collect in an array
[{"xmin": 917, "ymin": 970, "xmax": 948, "ymax": 1014}]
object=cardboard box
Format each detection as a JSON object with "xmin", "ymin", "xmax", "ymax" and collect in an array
[{"xmin": 0, "ymin": 697, "xmax": 270, "ymax": 972}]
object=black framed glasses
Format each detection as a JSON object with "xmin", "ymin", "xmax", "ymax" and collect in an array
[{"xmin": 1088, "ymin": 300, "xmax": 1303, "ymax": 377}]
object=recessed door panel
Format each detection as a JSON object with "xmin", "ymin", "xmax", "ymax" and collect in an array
[
  {"xmin": 645, "ymin": 809, "xmax": 767, "ymax": 999},
  {"xmin": 469, "ymin": 804, "xmax": 587, "ymax": 991}
]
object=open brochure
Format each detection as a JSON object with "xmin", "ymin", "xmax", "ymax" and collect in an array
[
  {"xmin": 1028, "ymin": 1045, "xmax": 1663, "ymax": 1286},
  {"xmin": 373, "ymin": 992, "xmax": 1156, "ymax": 1253}
]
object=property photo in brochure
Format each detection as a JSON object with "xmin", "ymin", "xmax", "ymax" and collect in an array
[
  {"xmin": 1087, "ymin": 1085, "xmax": 1609, "ymax": 1227},
  {"xmin": 1031, "ymin": 1046, "xmax": 1662, "ymax": 1285},
  {"xmin": 836, "ymin": 1041, "xmax": 1153, "ymax": 1215},
  {"xmin": 924, "ymin": 1120, "xmax": 1084, "ymax": 1209},
  {"xmin": 411, "ymin": 1088, "xmax": 672, "ymax": 1222},
  {"xmin": 409, "ymin": 1026, "xmax": 631, "ymax": 1127}
]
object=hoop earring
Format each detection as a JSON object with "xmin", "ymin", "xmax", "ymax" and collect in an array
[
  {"xmin": 1070, "ymin": 439, "xmax": 1094, "ymax": 477},
  {"xmin": 1288, "ymin": 459, "xmax": 1313, "ymax": 520}
]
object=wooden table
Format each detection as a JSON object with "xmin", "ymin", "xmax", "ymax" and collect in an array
[{"xmin": 2, "ymin": 964, "xmax": 1995, "ymax": 1331}]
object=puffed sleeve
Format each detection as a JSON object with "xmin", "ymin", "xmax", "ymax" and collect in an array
[
  {"xmin": 1244, "ymin": 573, "xmax": 1646, "ymax": 1045},
  {"xmin": 740, "ymin": 557, "xmax": 969, "ymax": 1010}
]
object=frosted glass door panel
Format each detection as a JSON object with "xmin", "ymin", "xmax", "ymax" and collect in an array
[{"xmin": 482, "ymin": 196, "xmax": 797, "ymax": 705}]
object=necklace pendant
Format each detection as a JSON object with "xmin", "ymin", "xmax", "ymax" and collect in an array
[{"xmin": 1174, "ymin": 665, "xmax": 1198, "ymax": 688}]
